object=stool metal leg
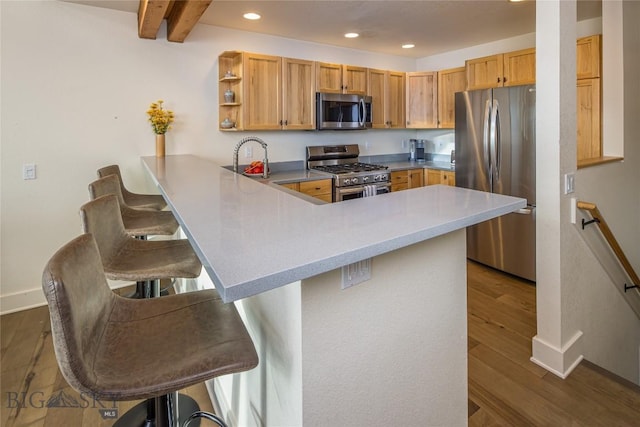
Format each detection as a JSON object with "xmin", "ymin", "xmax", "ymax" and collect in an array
[{"xmin": 184, "ymin": 411, "xmax": 227, "ymax": 427}]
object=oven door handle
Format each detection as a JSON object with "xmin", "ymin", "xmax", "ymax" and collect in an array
[{"xmin": 337, "ymin": 183, "xmax": 390, "ymax": 196}]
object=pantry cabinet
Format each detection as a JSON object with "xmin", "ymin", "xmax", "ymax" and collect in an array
[
  {"xmin": 368, "ymin": 69, "xmax": 405, "ymax": 129},
  {"xmin": 437, "ymin": 67, "xmax": 466, "ymax": 129},
  {"xmin": 426, "ymin": 169, "xmax": 455, "ymax": 187},
  {"xmin": 406, "ymin": 72, "xmax": 438, "ymax": 129},
  {"xmin": 316, "ymin": 62, "xmax": 368, "ymax": 95},
  {"xmin": 577, "ymin": 34, "xmax": 601, "ymax": 80},
  {"xmin": 465, "ymin": 48, "xmax": 535, "ymax": 90},
  {"xmin": 391, "ymin": 169, "xmax": 424, "ymax": 192},
  {"xmin": 577, "ymin": 77, "xmax": 602, "ymax": 162}
]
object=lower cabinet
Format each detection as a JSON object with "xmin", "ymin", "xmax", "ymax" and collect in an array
[
  {"xmin": 426, "ymin": 169, "xmax": 456, "ymax": 186},
  {"xmin": 281, "ymin": 179, "xmax": 333, "ymax": 203},
  {"xmin": 391, "ymin": 169, "xmax": 424, "ymax": 192}
]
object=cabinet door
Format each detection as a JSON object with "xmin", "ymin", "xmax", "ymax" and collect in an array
[
  {"xmin": 442, "ymin": 171, "xmax": 456, "ymax": 187},
  {"xmin": 390, "ymin": 171, "xmax": 408, "ymax": 192},
  {"xmin": 282, "ymin": 58, "xmax": 315, "ymax": 130},
  {"xmin": 503, "ymin": 48, "xmax": 536, "ymax": 87},
  {"xmin": 437, "ymin": 67, "xmax": 466, "ymax": 129},
  {"xmin": 425, "ymin": 169, "xmax": 442, "ymax": 185},
  {"xmin": 466, "ymin": 54, "xmax": 503, "ymax": 90},
  {"xmin": 577, "ymin": 35, "xmax": 601, "ymax": 79},
  {"xmin": 577, "ymin": 77, "xmax": 602, "ymax": 162},
  {"xmin": 368, "ymin": 68, "xmax": 387, "ymax": 129},
  {"xmin": 243, "ymin": 53, "xmax": 282, "ymax": 130},
  {"xmin": 408, "ymin": 169, "xmax": 424, "ymax": 188},
  {"xmin": 316, "ymin": 62, "xmax": 343, "ymax": 93},
  {"xmin": 387, "ymin": 71, "xmax": 406, "ymax": 128},
  {"xmin": 406, "ymin": 72, "xmax": 438, "ymax": 129},
  {"xmin": 299, "ymin": 179, "xmax": 332, "ymax": 202},
  {"xmin": 343, "ymin": 65, "xmax": 368, "ymax": 95}
]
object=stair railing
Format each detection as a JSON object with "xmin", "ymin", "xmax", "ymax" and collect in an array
[{"xmin": 577, "ymin": 202, "xmax": 640, "ymax": 311}]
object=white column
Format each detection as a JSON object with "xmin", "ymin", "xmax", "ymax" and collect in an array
[{"xmin": 532, "ymin": 0, "xmax": 584, "ymax": 378}]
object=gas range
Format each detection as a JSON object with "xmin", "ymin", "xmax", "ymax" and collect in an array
[{"xmin": 306, "ymin": 145, "xmax": 391, "ymax": 201}]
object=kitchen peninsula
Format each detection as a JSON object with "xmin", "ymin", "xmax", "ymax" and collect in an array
[{"xmin": 141, "ymin": 154, "xmax": 525, "ymax": 426}]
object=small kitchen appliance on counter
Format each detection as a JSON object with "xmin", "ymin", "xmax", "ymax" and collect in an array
[
  {"xmin": 415, "ymin": 139, "xmax": 426, "ymax": 162},
  {"xmin": 307, "ymin": 144, "xmax": 390, "ymax": 202}
]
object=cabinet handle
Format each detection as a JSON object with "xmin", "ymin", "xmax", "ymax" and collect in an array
[
  {"xmin": 503, "ymin": 77, "xmax": 507, "ymax": 83},
  {"xmin": 285, "ymin": 120, "xmax": 288, "ymax": 126},
  {"xmin": 497, "ymin": 77, "xmax": 501, "ymax": 83},
  {"xmin": 279, "ymin": 120, "xmax": 283, "ymax": 126}
]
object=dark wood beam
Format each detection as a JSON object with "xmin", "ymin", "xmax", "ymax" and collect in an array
[
  {"xmin": 138, "ymin": 0, "xmax": 172, "ymax": 39},
  {"xmin": 167, "ymin": 0, "xmax": 212, "ymax": 43}
]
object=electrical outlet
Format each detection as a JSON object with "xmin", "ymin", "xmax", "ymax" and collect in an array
[
  {"xmin": 564, "ymin": 173, "xmax": 575, "ymax": 194},
  {"xmin": 244, "ymin": 146, "xmax": 253, "ymax": 158},
  {"xmin": 342, "ymin": 258, "xmax": 372, "ymax": 289},
  {"xmin": 23, "ymin": 163, "xmax": 36, "ymax": 180}
]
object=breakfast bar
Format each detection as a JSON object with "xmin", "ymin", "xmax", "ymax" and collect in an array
[{"xmin": 141, "ymin": 154, "xmax": 525, "ymax": 426}]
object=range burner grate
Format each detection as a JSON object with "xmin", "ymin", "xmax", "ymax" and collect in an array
[{"xmin": 312, "ymin": 162, "xmax": 388, "ymax": 174}]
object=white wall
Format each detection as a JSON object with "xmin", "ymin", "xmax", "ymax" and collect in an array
[{"xmin": 0, "ymin": 1, "xmax": 417, "ymax": 313}]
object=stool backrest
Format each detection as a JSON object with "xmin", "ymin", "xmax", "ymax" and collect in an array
[
  {"xmin": 89, "ymin": 174, "xmax": 128, "ymax": 208},
  {"xmin": 42, "ymin": 233, "xmax": 116, "ymax": 395},
  {"xmin": 79, "ymin": 194, "xmax": 131, "ymax": 266},
  {"xmin": 97, "ymin": 165, "xmax": 131, "ymax": 199}
]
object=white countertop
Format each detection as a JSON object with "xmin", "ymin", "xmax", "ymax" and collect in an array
[{"xmin": 142, "ymin": 155, "xmax": 525, "ymax": 302}]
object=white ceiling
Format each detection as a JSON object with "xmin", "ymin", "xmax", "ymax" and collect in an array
[{"xmin": 65, "ymin": 0, "xmax": 602, "ymax": 58}]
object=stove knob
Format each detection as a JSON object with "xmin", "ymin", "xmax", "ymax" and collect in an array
[
  {"xmin": 374, "ymin": 174, "xmax": 381, "ymax": 181},
  {"xmin": 343, "ymin": 178, "xmax": 351, "ymax": 185},
  {"xmin": 362, "ymin": 176, "xmax": 369, "ymax": 183},
  {"xmin": 351, "ymin": 177, "xmax": 359, "ymax": 185}
]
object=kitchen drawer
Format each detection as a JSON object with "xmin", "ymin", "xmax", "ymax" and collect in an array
[
  {"xmin": 391, "ymin": 171, "xmax": 408, "ymax": 185},
  {"xmin": 299, "ymin": 179, "xmax": 332, "ymax": 197}
]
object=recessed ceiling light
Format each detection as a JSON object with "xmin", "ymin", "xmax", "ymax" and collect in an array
[
  {"xmin": 402, "ymin": 44, "xmax": 415, "ymax": 49},
  {"xmin": 344, "ymin": 33, "xmax": 359, "ymax": 39},
  {"xmin": 243, "ymin": 12, "xmax": 261, "ymax": 20}
]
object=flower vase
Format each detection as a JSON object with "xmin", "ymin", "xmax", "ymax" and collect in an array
[{"xmin": 156, "ymin": 134, "xmax": 166, "ymax": 157}]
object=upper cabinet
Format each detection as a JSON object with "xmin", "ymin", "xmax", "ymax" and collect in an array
[
  {"xmin": 576, "ymin": 34, "xmax": 601, "ymax": 79},
  {"xmin": 316, "ymin": 62, "xmax": 368, "ymax": 95},
  {"xmin": 437, "ymin": 67, "xmax": 466, "ymax": 129},
  {"xmin": 406, "ymin": 71, "xmax": 438, "ymax": 129},
  {"xmin": 465, "ymin": 48, "xmax": 535, "ymax": 90},
  {"xmin": 243, "ymin": 53, "xmax": 282, "ymax": 130},
  {"xmin": 368, "ymin": 69, "xmax": 405, "ymax": 129},
  {"xmin": 282, "ymin": 58, "xmax": 316, "ymax": 130},
  {"xmin": 218, "ymin": 52, "xmax": 315, "ymax": 131}
]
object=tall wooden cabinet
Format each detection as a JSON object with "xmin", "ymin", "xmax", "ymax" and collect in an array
[
  {"xmin": 465, "ymin": 48, "xmax": 535, "ymax": 90},
  {"xmin": 368, "ymin": 69, "xmax": 405, "ymax": 129},
  {"xmin": 576, "ymin": 34, "xmax": 602, "ymax": 164},
  {"xmin": 282, "ymin": 58, "xmax": 315, "ymax": 130},
  {"xmin": 316, "ymin": 62, "xmax": 368, "ymax": 95},
  {"xmin": 243, "ymin": 53, "xmax": 282, "ymax": 130},
  {"xmin": 406, "ymin": 71, "xmax": 438, "ymax": 128},
  {"xmin": 437, "ymin": 67, "xmax": 466, "ymax": 129}
]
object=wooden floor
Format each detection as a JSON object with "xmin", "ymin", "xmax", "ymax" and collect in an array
[{"xmin": 2, "ymin": 262, "xmax": 640, "ymax": 426}]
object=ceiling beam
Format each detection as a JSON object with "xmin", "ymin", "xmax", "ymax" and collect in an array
[
  {"xmin": 167, "ymin": 0, "xmax": 212, "ymax": 43},
  {"xmin": 138, "ymin": 0, "xmax": 172, "ymax": 40}
]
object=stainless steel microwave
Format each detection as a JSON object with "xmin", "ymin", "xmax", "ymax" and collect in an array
[{"xmin": 316, "ymin": 93, "xmax": 372, "ymax": 130}]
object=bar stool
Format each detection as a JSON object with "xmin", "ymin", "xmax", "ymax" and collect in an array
[
  {"xmin": 97, "ymin": 164, "xmax": 167, "ymax": 211},
  {"xmin": 88, "ymin": 174, "xmax": 178, "ymax": 238},
  {"xmin": 42, "ymin": 234, "xmax": 258, "ymax": 427}
]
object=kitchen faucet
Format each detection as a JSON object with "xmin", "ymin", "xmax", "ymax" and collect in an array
[{"xmin": 233, "ymin": 136, "xmax": 269, "ymax": 179}]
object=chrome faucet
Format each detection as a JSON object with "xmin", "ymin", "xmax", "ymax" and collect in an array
[{"xmin": 233, "ymin": 136, "xmax": 269, "ymax": 179}]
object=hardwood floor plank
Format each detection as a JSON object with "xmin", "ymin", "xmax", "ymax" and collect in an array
[{"xmin": 468, "ymin": 286, "xmax": 537, "ymax": 339}]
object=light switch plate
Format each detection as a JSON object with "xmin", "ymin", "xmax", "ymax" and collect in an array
[
  {"xmin": 23, "ymin": 163, "xmax": 36, "ymax": 180},
  {"xmin": 342, "ymin": 258, "xmax": 372, "ymax": 289},
  {"xmin": 564, "ymin": 173, "xmax": 575, "ymax": 194}
]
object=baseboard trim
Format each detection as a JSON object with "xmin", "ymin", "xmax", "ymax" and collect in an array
[
  {"xmin": 531, "ymin": 330, "xmax": 584, "ymax": 378},
  {"xmin": 1, "ymin": 280, "xmax": 135, "ymax": 315}
]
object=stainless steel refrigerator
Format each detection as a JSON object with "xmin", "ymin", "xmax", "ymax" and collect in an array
[{"xmin": 455, "ymin": 85, "xmax": 536, "ymax": 282}]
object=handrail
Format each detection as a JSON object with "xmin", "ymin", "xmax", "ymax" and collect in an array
[{"xmin": 577, "ymin": 201, "xmax": 640, "ymax": 288}]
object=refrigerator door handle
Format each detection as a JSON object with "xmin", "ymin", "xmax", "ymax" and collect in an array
[
  {"xmin": 515, "ymin": 206, "xmax": 536, "ymax": 215},
  {"xmin": 492, "ymin": 99, "xmax": 501, "ymax": 180},
  {"xmin": 483, "ymin": 99, "xmax": 492, "ymax": 188}
]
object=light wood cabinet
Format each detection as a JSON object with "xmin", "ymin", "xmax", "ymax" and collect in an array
[
  {"xmin": 282, "ymin": 58, "xmax": 315, "ymax": 130},
  {"xmin": 280, "ymin": 179, "xmax": 333, "ymax": 203},
  {"xmin": 406, "ymin": 72, "xmax": 438, "ymax": 129},
  {"xmin": 577, "ymin": 34, "xmax": 601, "ymax": 80},
  {"xmin": 219, "ymin": 52, "xmax": 315, "ymax": 131},
  {"xmin": 316, "ymin": 62, "xmax": 367, "ymax": 95},
  {"xmin": 299, "ymin": 179, "xmax": 333, "ymax": 203},
  {"xmin": 391, "ymin": 169, "xmax": 424, "ymax": 192},
  {"xmin": 465, "ymin": 48, "xmax": 535, "ymax": 90},
  {"xmin": 577, "ymin": 77, "xmax": 602, "ymax": 162},
  {"xmin": 243, "ymin": 53, "xmax": 282, "ymax": 130},
  {"xmin": 368, "ymin": 69, "xmax": 405, "ymax": 129},
  {"xmin": 426, "ymin": 169, "xmax": 455, "ymax": 186},
  {"xmin": 437, "ymin": 67, "xmax": 466, "ymax": 129}
]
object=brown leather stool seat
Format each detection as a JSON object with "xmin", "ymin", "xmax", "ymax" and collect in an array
[
  {"xmin": 79, "ymin": 194, "xmax": 201, "ymax": 284},
  {"xmin": 98, "ymin": 164, "xmax": 167, "ymax": 211},
  {"xmin": 42, "ymin": 234, "xmax": 258, "ymax": 426},
  {"xmin": 89, "ymin": 174, "xmax": 178, "ymax": 238}
]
